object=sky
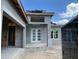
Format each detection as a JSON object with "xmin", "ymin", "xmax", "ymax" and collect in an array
[{"xmin": 20, "ymin": 0, "xmax": 78, "ymax": 24}]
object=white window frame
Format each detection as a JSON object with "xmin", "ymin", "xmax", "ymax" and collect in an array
[
  {"xmin": 51, "ymin": 29, "xmax": 58, "ymax": 40},
  {"xmin": 31, "ymin": 28, "xmax": 41, "ymax": 42}
]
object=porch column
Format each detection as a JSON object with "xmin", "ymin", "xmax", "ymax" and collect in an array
[
  {"xmin": 47, "ymin": 24, "xmax": 52, "ymax": 47},
  {"xmin": 1, "ymin": 10, "xmax": 3, "ymax": 46},
  {"xmin": 23, "ymin": 26, "xmax": 26, "ymax": 48}
]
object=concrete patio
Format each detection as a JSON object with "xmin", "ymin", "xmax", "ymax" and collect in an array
[
  {"xmin": 1, "ymin": 47, "xmax": 24, "ymax": 59},
  {"xmin": 1, "ymin": 45, "xmax": 62, "ymax": 59},
  {"xmin": 14, "ymin": 48, "xmax": 57, "ymax": 59}
]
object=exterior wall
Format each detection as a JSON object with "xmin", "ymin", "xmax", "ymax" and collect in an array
[
  {"xmin": 26, "ymin": 15, "xmax": 52, "ymax": 47},
  {"xmin": 51, "ymin": 27, "xmax": 62, "ymax": 46},
  {"xmin": 15, "ymin": 26, "xmax": 23, "ymax": 48},
  {"xmin": 47, "ymin": 17, "xmax": 52, "ymax": 47},
  {"xmin": 51, "ymin": 27, "xmax": 62, "ymax": 59},
  {"xmin": 26, "ymin": 16, "xmax": 51, "ymax": 24},
  {"xmin": 26, "ymin": 24, "xmax": 48, "ymax": 47},
  {"xmin": 2, "ymin": 0, "xmax": 26, "ymax": 27}
]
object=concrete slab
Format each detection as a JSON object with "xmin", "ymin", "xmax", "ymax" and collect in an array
[
  {"xmin": 14, "ymin": 47, "xmax": 62, "ymax": 59},
  {"xmin": 1, "ymin": 47, "xmax": 24, "ymax": 59}
]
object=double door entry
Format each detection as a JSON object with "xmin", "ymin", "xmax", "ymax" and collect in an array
[{"xmin": 31, "ymin": 28, "xmax": 41, "ymax": 42}]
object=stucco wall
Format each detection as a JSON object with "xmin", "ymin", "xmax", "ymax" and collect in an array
[
  {"xmin": 51, "ymin": 27, "xmax": 62, "ymax": 59},
  {"xmin": 26, "ymin": 16, "xmax": 51, "ymax": 24},
  {"xmin": 51, "ymin": 27, "xmax": 62, "ymax": 46},
  {"xmin": 26, "ymin": 24, "xmax": 48, "ymax": 45},
  {"xmin": 15, "ymin": 26, "xmax": 23, "ymax": 48}
]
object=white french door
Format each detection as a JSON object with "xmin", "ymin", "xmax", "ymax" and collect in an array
[{"xmin": 31, "ymin": 28, "xmax": 41, "ymax": 42}]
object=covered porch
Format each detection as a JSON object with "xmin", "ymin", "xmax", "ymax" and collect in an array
[{"xmin": 1, "ymin": 11, "xmax": 26, "ymax": 48}]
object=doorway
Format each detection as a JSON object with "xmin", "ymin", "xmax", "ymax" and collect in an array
[
  {"xmin": 31, "ymin": 28, "xmax": 41, "ymax": 42},
  {"xmin": 8, "ymin": 26, "xmax": 15, "ymax": 46}
]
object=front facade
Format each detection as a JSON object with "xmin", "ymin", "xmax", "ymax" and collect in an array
[
  {"xmin": 25, "ymin": 11, "xmax": 53, "ymax": 47},
  {"xmin": 25, "ymin": 10, "xmax": 62, "ymax": 48}
]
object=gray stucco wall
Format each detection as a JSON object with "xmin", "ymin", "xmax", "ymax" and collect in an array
[
  {"xmin": 15, "ymin": 26, "xmax": 23, "ymax": 48},
  {"xmin": 51, "ymin": 27, "xmax": 62, "ymax": 59},
  {"xmin": 26, "ymin": 24, "xmax": 48, "ymax": 45},
  {"xmin": 51, "ymin": 28, "xmax": 62, "ymax": 46}
]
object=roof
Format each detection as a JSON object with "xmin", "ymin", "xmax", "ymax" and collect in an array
[
  {"xmin": 10, "ymin": 0, "xmax": 28, "ymax": 23},
  {"xmin": 62, "ymin": 15, "xmax": 78, "ymax": 28},
  {"xmin": 26, "ymin": 10, "xmax": 54, "ymax": 17},
  {"xmin": 51, "ymin": 24, "xmax": 62, "ymax": 28}
]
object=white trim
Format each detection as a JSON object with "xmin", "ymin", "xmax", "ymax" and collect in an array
[
  {"xmin": 51, "ymin": 29, "xmax": 59, "ymax": 40},
  {"xmin": 31, "ymin": 28, "xmax": 41, "ymax": 43}
]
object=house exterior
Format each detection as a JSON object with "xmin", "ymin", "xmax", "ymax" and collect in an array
[
  {"xmin": 25, "ymin": 10, "xmax": 62, "ymax": 48},
  {"xmin": 25, "ymin": 10, "xmax": 53, "ymax": 47},
  {"xmin": 1, "ymin": 1, "xmax": 63, "ymax": 59},
  {"xmin": 1, "ymin": 0, "xmax": 28, "ymax": 48},
  {"xmin": 1, "ymin": 0, "xmax": 62, "ymax": 49},
  {"xmin": 61, "ymin": 16, "xmax": 78, "ymax": 59}
]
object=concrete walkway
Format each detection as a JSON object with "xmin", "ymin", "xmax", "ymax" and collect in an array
[
  {"xmin": 1, "ymin": 47, "xmax": 24, "ymax": 59},
  {"xmin": 1, "ymin": 46, "xmax": 62, "ymax": 59}
]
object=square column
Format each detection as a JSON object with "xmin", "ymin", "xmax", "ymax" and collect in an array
[
  {"xmin": 23, "ymin": 26, "xmax": 26, "ymax": 48},
  {"xmin": 47, "ymin": 24, "xmax": 52, "ymax": 47},
  {"xmin": 1, "ymin": 10, "xmax": 3, "ymax": 47}
]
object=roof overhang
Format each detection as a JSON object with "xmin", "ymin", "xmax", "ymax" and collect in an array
[
  {"xmin": 26, "ymin": 12, "xmax": 54, "ymax": 17},
  {"xmin": 62, "ymin": 15, "xmax": 78, "ymax": 28},
  {"xmin": 51, "ymin": 24, "xmax": 62, "ymax": 28},
  {"xmin": 10, "ymin": 0, "xmax": 28, "ymax": 23}
]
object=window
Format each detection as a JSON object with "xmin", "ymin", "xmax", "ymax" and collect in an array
[
  {"xmin": 31, "ymin": 28, "xmax": 41, "ymax": 42},
  {"xmin": 51, "ymin": 31, "xmax": 53, "ymax": 38},
  {"xmin": 54, "ymin": 31, "xmax": 58, "ymax": 38},
  {"xmin": 31, "ymin": 17, "xmax": 44, "ymax": 22},
  {"xmin": 51, "ymin": 30, "xmax": 58, "ymax": 39}
]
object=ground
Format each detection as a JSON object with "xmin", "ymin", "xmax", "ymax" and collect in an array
[
  {"xmin": 2, "ymin": 46, "xmax": 62, "ymax": 59},
  {"xmin": 15, "ymin": 46, "xmax": 62, "ymax": 59}
]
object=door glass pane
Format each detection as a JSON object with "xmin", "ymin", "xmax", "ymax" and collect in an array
[
  {"xmin": 51, "ymin": 31, "xmax": 53, "ymax": 38},
  {"xmin": 31, "ymin": 29, "xmax": 41, "ymax": 42},
  {"xmin": 54, "ymin": 31, "xmax": 58, "ymax": 38},
  {"xmin": 37, "ymin": 29, "xmax": 41, "ymax": 41},
  {"xmin": 33, "ymin": 39, "xmax": 35, "ymax": 41},
  {"xmin": 32, "ymin": 29, "xmax": 36, "ymax": 41}
]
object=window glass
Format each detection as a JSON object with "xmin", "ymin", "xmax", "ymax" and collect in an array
[
  {"xmin": 32, "ymin": 29, "xmax": 36, "ymax": 41},
  {"xmin": 37, "ymin": 29, "xmax": 41, "ymax": 41},
  {"xmin": 51, "ymin": 30, "xmax": 58, "ymax": 39},
  {"xmin": 54, "ymin": 31, "xmax": 58, "ymax": 38},
  {"xmin": 51, "ymin": 31, "xmax": 53, "ymax": 38},
  {"xmin": 31, "ymin": 17, "xmax": 44, "ymax": 22}
]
